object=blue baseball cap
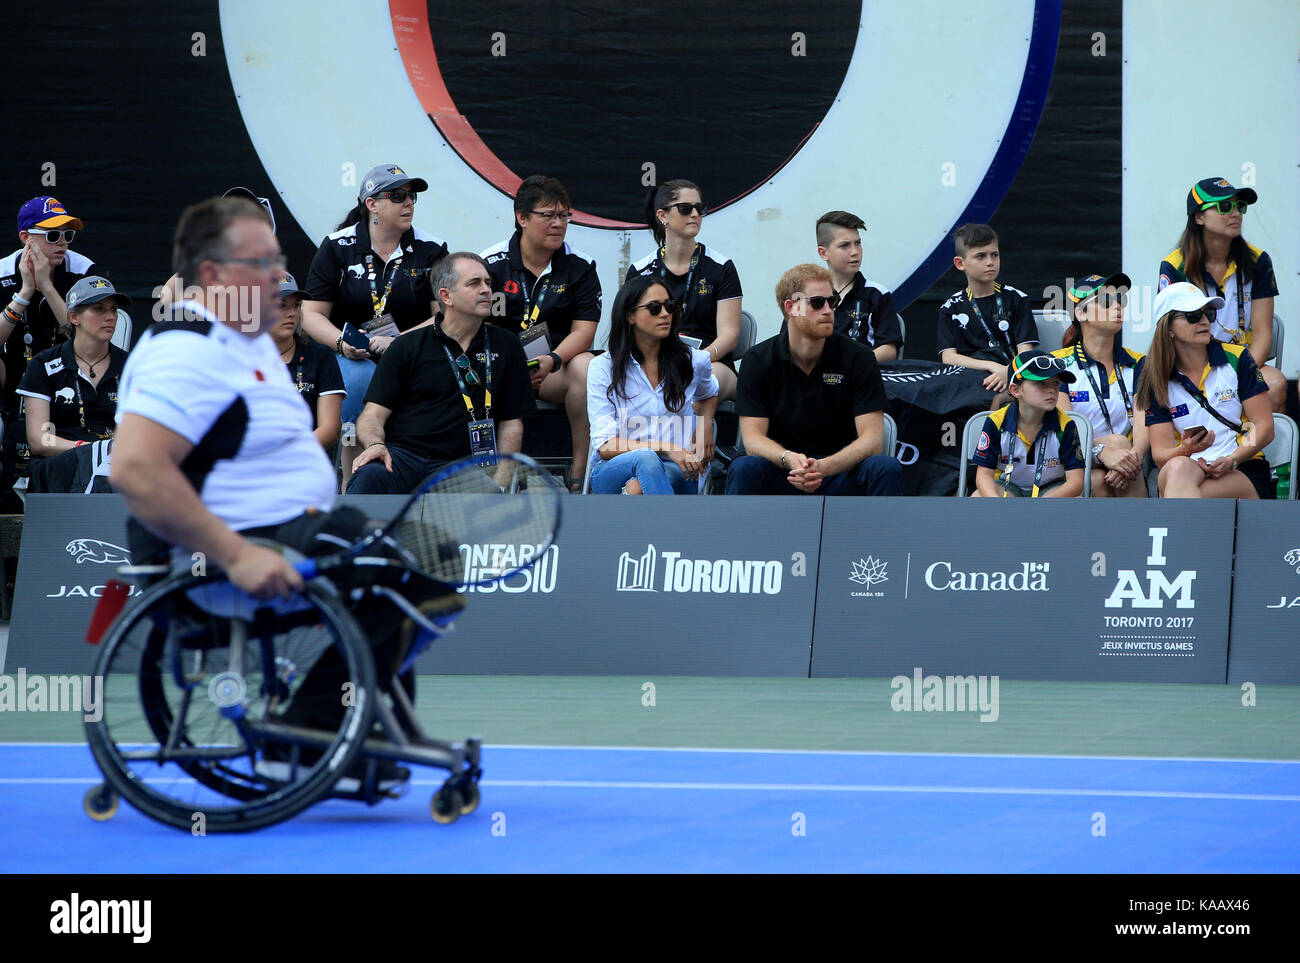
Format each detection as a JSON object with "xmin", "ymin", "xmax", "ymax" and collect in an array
[
  {"xmin": 18, "ymin": 196, "xmax": 83, "ymax": 232},
  {"xmin": 358, "ymin": 164, "xmax": 428, "ymax": 202}
]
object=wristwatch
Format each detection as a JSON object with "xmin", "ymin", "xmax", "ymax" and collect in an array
[
  {"xmin": 1091, "ymin": 443, "xmax": 1105, "ymax": 461},
  {"xmin": 548, "ymin": 351, "xmax": 562, "ymax": 370},
  {"xmin": 780, "ymin": 451, "xmax": 790, "ymax": 469}
]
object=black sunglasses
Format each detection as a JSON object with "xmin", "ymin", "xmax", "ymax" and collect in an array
[
  {"xmin": 1200, "ymin": 199, "xmax": 1248, "ymax": 215},
  {"xmin": 665, "ymin": 202, "xmax": 707, "ymax": 216},
  {"xmin": 377, "ymin": 189, "xmax": 419, "ymax": 204},
  {"xmin": 1174, "ymin": 309, "xmax": 1213, "ymax": 325},
  {"xmin": 1095, "ymin": 291, "xmax": 1128, "ymax": 309},
  {"xmin": 635, "ymin": 298, "xmax": 678, "ymax": 317},
  {"xmin": 455, "ymin": 353, "xmax": 480, "ymax": 386},
  {"xmin": 792, "ymin": 293, "xmax": 841, "ymax": 311}
]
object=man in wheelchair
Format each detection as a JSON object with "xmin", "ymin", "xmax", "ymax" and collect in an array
[{"xmin": 110, "ymin": 196, "xmax": 456, "ymax": 799}]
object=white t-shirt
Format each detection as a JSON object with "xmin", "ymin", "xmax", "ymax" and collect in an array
[{"xmin": 116, "ymin": 301, "xmax": 336, "ymax": 531}]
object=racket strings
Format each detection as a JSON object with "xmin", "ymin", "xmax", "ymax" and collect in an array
[{"xmin": 386, "ymin": 460, "xmax": 561, "ymax": 587}]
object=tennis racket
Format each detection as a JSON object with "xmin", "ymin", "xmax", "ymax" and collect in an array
[{"xmin": 296, "ymin": 452, "xmax": 564, "ymax": 590}]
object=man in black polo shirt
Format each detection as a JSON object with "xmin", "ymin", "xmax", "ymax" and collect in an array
[
  {"xmin": 349, "ymin": 253, "xmax": 534, "ymax": 494},
  {"xmin": 726, "ymin": 264, "xmax": 902, "ymax": 496}
]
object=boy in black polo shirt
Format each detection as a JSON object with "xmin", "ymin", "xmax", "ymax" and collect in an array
[
  {"xmin": 815, "ymin": 210, "xmax": 902, "ymax": 361},
  {"xmin": 726, "ymin": 264, "xmax": 902, "ymax": 496},
  {"xmin": 937, "ymin": 223, "xmax": 1038, "ymax": 393}
]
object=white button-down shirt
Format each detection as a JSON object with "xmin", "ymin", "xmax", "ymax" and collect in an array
[{"xmin": 586, "ymin": 347, "xmax": 719, "ymax": 491}]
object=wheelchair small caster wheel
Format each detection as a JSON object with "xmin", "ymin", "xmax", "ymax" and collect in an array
[
  {"xmin": 84, "ymin": 784, "xmax": 119, "ymax": 821},
  {"xmin": 430, "ymin": 785, "xmax": 463, "ymax": 824},
  {"xmin": 458, "ymin": 781, "xmax": 480, "ymax": 815}
]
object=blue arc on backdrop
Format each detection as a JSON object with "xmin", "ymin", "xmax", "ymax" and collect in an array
[{"xmin": 892, "ymin": 1, "xmax": 1061, "ymax": 306}]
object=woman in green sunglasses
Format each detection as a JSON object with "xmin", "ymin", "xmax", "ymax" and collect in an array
[{"xmin": 1159, "ymin": 177, "xmax": 1284, "ymax": 412}]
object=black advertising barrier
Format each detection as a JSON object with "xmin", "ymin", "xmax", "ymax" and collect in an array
[
  {"xmin": 4, "ymin": 494, "xmax": 409, "ymax": 675},
  {"xmin": 416, "ymin": 496, "xmax": 822, "ymax": 676},
  {"xmin": 4, "ymin": 494, "xmax": 822, "ymax": 678},
  {"xmin": 811, "ymin": 498, "xmax": 1236, "ymax": 683},
  {"xmin": 1227, "ymin": 502, "xmax": 1300, "ymax": 685}
]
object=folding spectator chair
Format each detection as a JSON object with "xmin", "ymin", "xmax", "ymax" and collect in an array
[
  {"xmin": 113, "ymin": 309, "xmax": 133, "ymax": 351},
  {"xmin": 1268, "ymin": 313, "xmax": 1284, "ymax": 366},
  {"xmin": 1032, "ymin": 309, "xmax": 1073, "ymax": 352},
  {"xmin": 1264, "ymin": 412, "xmax": 1299, "ymax": 500},
  {"xmin": 958, "ymin": 410, "xmax": 1092, "ymax": 496}
]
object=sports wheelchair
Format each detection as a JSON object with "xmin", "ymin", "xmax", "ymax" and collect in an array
[{"xmin": 82, "ymin": 453, "xmax": 560, "ymax": 832}]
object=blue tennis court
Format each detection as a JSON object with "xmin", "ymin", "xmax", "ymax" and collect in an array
[{"xmin": 3, "ymin": 744, "xmax": 1296, "ymax": 873}]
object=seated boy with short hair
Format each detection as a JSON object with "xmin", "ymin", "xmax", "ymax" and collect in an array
[
  {"xmin": 971, "ymin": 350, "xmax": 1086, "ymax": 497},
  {"xmin": 814, "ymin": 210, "xmax": 902, "ymax": 362},
  {"xmin": 937, "ymin": 223, "xmax": 1038, "ymax": 394}
]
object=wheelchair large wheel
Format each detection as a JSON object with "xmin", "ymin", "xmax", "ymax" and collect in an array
[{"xmin": 84, "ymin": 572, "xmax": 376, "ymax": 832}]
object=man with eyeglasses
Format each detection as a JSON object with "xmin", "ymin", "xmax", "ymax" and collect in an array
[
  {"xmin": 726, "ymin": 264, "xmax": 902, "ymax": 496},
  {"xmin": 112, "ymin": 194, "xmax": 330, "ymax": 599},
  {"xmin": 0, "ymin": 196, "xmax": 102, "ymax": 506},
  {"xmin": 348, "ymin": 253, "xmax": 534, "ymax": 495}
]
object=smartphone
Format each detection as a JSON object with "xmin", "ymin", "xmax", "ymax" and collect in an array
[
  {"xmin": 1183, "ymin": 426, "xmax": 1209, "ymax": 442},
  {"xmin": 340, "ymin": 323, "xmax": 370, "ymax": 350}
]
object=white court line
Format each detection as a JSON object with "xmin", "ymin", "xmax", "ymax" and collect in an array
[
  {"xmin": 4, "ymin": 742, "xmax": 1300, "ymax": 766},
  {"xmin": 3, "ymin": 776, "xmax": 1298, "ymax": 802}
]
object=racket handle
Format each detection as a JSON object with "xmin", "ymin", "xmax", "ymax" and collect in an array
[{"xmin": 294, "ymin": 558, "xmax": 319, "ymax": 580}]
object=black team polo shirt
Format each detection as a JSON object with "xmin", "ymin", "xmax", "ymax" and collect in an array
[
  {"xmin": 735, "ymin": 329, "xmax": 888, "ymax": 458},
  {"xmin": 363, "ymin": 323, "xmax": 535, "ymax": 461}
]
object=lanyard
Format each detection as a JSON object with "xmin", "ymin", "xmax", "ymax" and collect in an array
[
  {"xmin": 1000, "ymin": 416, "xmax": 1053, "ymax": 496},
  {"xmin": 1073, "ymin": 343, "xmax": 1133, "ymax": 434},
  {"xmin": 659, "ymin": 243, "xmax": 701, "ymax": 325},
  {"xmin": 1233, "ymin": 269, "xmax": 1246, "ymax": 343},
  {"xmin": 1172, "ymin": 370, "xmax": 1245, "ymax": 435},
  {"xmin": 966, "ymin": 288, "xmax": 1012, "ymax": 363},
  {"xmin": 836, "ymin": 279, "xmax": 867, "ymax": 340},
  {"xmin": 440, "ymin": 330, "xmax": 493, "ymax": 420},
  {"xmin": 363, "ymin": 251, "xmax": 401, "ymax": 318},
  {"xmin": 518, "ymin": 271, "xmax": 553, "ymax": 330},
  {"xmin": 74, "ymin": 369, "xmax": 114, "ymax": 438}
]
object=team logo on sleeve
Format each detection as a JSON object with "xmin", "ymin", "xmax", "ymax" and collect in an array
[
  {"xmin": 952, "ymin": 312, "xmax": 969, "ymax": 328},
  {"xmin": 977, "ymin": 431, "xmax": 990, "ymax": 452}
]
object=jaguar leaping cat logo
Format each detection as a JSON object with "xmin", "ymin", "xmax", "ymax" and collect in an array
[
  {"xmin": 66, "ymin": 539, "xmax": 131, "ymax": 565},
  {"xmin": 1285, "ymin": 549, "xmax": 1300, "ymax": 574}
]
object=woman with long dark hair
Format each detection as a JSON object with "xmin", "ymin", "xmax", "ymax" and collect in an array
[
  {"xmin": 1135, "ymin": 281, "xmax": 1274, "ymax": 499},
  {"xmin": 585, "ymin": 275, "xmax": 718, "ymax": 494},
  {"xmin": 1159, "ymin": 177, "xmax": 1284, "ymax": 411},
  {"xmin": 1052, "ymin": 271, "xmax": 1147, "ymax": 497},
  {"xmin": 626, "ymin": 179, "xmax": 742, "ymax": 402}
]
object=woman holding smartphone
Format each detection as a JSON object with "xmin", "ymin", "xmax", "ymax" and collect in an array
[
  {"xmin": 586, "ymin": 275, "xmax": 718, "ymax": 494},
  {"xmin": 1135, "ymin": 282, "xmax": 1274, "ymax": 499}
]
